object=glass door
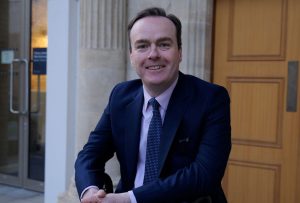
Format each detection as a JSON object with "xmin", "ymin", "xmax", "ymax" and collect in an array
[
  {"xmin": 0, "ymin": 0, "xmax": 31, "ymax": 187},
  {"xmin": 0, "ymin": 0, "xmax": 46, "ymax": 192}
]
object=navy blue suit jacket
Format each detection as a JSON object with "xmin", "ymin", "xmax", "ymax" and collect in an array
[{"xmin": 75, "ymin": 72, "xmax": 231, "ymax": 203}]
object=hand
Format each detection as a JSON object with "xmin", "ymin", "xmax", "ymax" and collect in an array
[
  {"xmin": 81, "ymin": 188, "xmax": 106, "ymax": 203},
  {"xmin": 102, "ymin": 192, "xmax": 131, "ymax": 203}
]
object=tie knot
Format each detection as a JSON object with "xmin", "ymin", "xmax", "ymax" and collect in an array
[{"xmin": 149, "ymin": 98, "xmax": 160, "ymax": 111}]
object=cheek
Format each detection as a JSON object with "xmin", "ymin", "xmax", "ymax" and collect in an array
[
  {"xmin": 129, "ymin": 54, "xmax": 135, "ymax": 66},
  {"xmin": 130, "ymin": 53, "xmax": 142, "ymax": 67},
  {"xmin": 130, "ymin": 55, "xmax": 143, "ymax": 76},
  {"xmin": 130, "ymin": 55, "xmax": 145, "ymax": 69},
  {"xmin": 174, "ymin": 54, "xmax": 182, "ymax": 68}
]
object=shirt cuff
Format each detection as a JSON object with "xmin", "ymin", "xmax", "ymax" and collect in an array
[
  {"xmin": 80, "ymin": 185, "xmax": 100, "ymax": 200},
  {"xmin": 128, "ymin": 190, "xmax": 137, "ymax": 203}
]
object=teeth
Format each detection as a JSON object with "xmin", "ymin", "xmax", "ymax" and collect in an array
[{"xmin": 148, "ymin": 65, "xmax": 162, "ymax": 70}]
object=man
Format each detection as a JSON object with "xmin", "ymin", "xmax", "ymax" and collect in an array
[{"xmin": 75, "ymin": 7, "xmax": 231, "ymax": 203}]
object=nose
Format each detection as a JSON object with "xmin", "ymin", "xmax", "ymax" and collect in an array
[{"xmin": 148, "ymin": 45, "xmax": 160, "ymax": 60}]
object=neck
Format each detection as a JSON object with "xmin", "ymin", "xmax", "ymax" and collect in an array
[
  {"xmin": 145, "ymin": 86, "xmax": 165, "ymax": 98},
  {"xmin": 144, "ymin": 79, "xmax": 178, "ymax": 98}
]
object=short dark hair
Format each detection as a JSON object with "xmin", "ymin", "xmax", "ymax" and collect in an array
[{"xmin": 127, "ymin": 7, "xmax": 182, "ymax": 52}]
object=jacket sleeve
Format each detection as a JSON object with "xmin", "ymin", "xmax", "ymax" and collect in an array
[{"xmin": 74, "ymin": 88, "xmax": 116, "ymax": 197}]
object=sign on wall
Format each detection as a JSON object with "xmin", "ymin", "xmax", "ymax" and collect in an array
[
  {"xmin": 0, "ymin": 49, "xmax": 14, "ymax": 64},
  {"xmin": 33, "ymin": 48, "xmax": 47, "ymax": 75}
]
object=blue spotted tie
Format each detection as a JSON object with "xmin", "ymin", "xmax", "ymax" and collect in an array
[{"xmin": 143, "ymin": 98, "xmax": 162, "ymax": 184}]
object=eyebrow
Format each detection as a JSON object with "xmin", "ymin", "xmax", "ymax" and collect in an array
[
  {"xmin": 134, "ymin": 39, "xmax": 149, "ymax": 44},
  {"xmin": 134, "ymin": 37, "xmax": 173, "ymax": 44},
  {"xmin": 157, "ymin": 37, "xmax": 173, "ymax": 43}
]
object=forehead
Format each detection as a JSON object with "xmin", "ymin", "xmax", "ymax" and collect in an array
[{"xmin": 130, "ymin": 16, "xmax": 177, "ymax": 41}]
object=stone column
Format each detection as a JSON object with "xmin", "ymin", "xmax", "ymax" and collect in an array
[
  {"xmin": 184, "ymin": 0, "xmax": 213, "ymax": 81},
  {"xmin": 58, "ymin": 0, "xmax": 127, "ymax": 202},
  {"xmin": 76, "ymin": 0, "xmax": 127, "ymax": 150},
  {"xmin": 126, "ymin": 0, "xmax": 214, "ymax": 82}
]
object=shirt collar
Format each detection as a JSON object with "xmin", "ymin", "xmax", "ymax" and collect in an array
[{"xmin": 143, "ymin": 77, "xmax": 178, "ymax": 112}]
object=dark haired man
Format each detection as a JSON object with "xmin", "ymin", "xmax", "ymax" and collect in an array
[{"xmin": 75, "ymin": 7, "xmax": 231, "ymax": 203}]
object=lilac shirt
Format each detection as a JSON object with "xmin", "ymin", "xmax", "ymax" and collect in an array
[{"xmin": 129, "ymin": 78, "xmax": 178, "ymax": 202}]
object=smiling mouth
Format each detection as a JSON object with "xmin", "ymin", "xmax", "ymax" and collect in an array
[{"xmin": 146, "ymin": 65, "xmax": 164, "ymax": 70}]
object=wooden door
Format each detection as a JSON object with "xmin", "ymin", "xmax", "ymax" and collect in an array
[{"xmin": 213, "ymin": 0, "xmax": 300, "ymax": 202}]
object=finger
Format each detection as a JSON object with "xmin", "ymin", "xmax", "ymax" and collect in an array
[
  {"xmin": 81, "ymin": 195, "xmax": 103, "ymax": 203},
  {"xmin": 96, "ymin": 189, "xmax": 107, "ymax": 198}
]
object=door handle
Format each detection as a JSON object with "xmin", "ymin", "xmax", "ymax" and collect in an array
[
  {"xmin": 9, "ymin": 58, "xmax": 29, "ymax": 114},
  {"xmin": 286, "ymin": 61, "xmax": 299, "ymax": 112}
]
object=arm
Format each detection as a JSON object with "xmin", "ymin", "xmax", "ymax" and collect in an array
[{"xmin": 74, "ymin": 83, "xmax": 117, "ymax": 197}]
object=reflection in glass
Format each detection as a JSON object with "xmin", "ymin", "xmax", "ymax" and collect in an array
[{"xmin": 29, "ymin": 0, "xmax": 47, "ymax": 181}]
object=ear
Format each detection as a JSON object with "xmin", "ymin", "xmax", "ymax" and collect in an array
[
  {"xmin": 178, "ymin": 49, "xmax": 182, "ymax": 62},
  {"xmin": 129, "ymin": 52, "xmax": 133, "ymax": 65},
  {"xmin": 129, "ymin": 52, "xmax": 136, "ymax": 68}
]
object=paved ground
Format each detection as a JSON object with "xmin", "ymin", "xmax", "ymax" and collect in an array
[{"xmin": 0, "ymin": 184, "xmax": 44, "ymax": 203}]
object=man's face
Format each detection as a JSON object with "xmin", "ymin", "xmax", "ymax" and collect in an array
[{"xmin": 129, "ymin": 16, "xmax": 182, "ymax": 95}]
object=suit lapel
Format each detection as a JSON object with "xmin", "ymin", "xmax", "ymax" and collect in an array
[
  {"xmin": 158, "ymin": 73, "xmax": 190, "ymax": 174},
  {"xmin": 124, "ymin": 87, "xmax": 144, "ymax": 186},
  {"xmin": 122, "ymin": 73, "xmax": 190, "ymax": 182}
]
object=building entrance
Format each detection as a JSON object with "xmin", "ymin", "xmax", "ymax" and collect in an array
[{"xmin": 0, "ymin": 0, "xmax": 47, "ymax": 192}]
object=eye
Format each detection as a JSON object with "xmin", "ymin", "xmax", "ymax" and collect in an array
[
  {"xmin": 158, "ymin": 42, "xmax": 171, "ymax": 50},
  {"xmin": 135, "ymin": 43, "xmax": 149, "ymax": 52}
]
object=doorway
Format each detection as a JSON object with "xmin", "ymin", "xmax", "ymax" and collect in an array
[
  {"xmin": 213, "ymin": 0, "xmax": 300, "ymax": 202},
  {"xmin": 0, "ymin": 0, "xmax": 47, "ymax": 192}
]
